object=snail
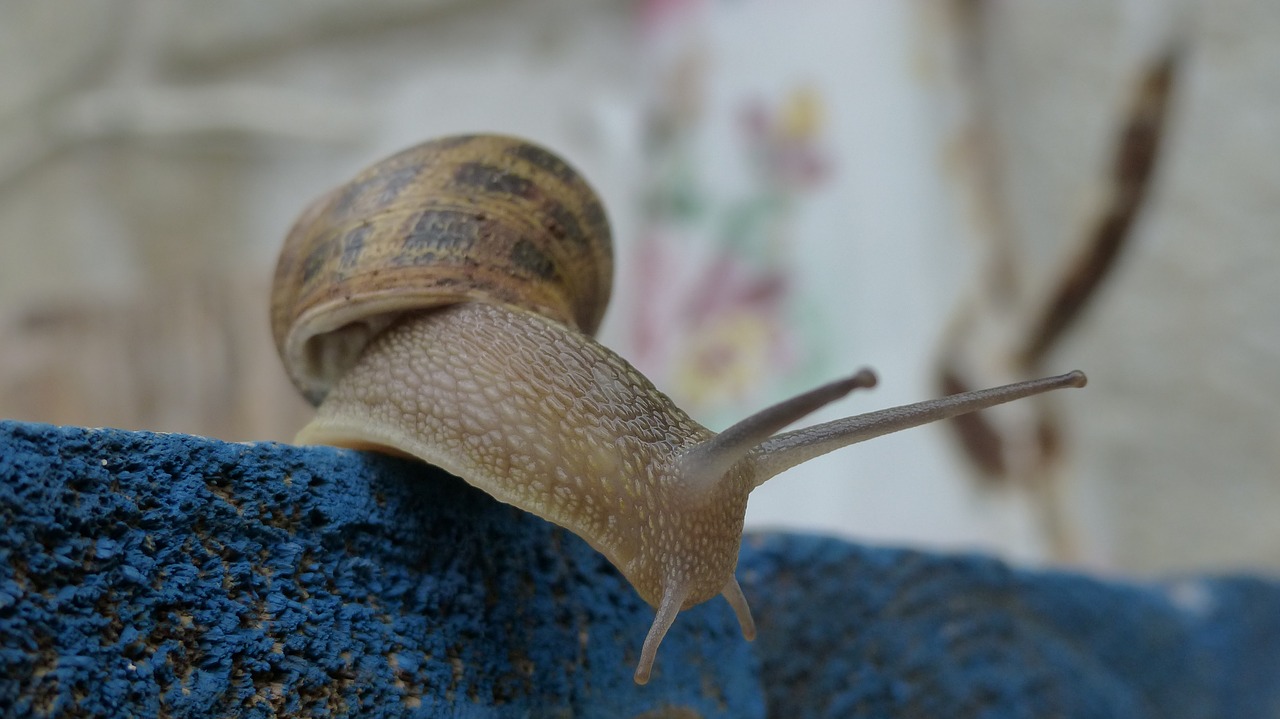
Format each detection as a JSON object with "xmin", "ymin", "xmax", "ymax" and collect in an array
[{"xmin": 271, "ymin": 134, "xmax": 1087, "ymax": 684}]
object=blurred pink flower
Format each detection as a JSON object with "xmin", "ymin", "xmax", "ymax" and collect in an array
[
  {"xmin": 739, "ymin": 86, "xmax": 834, "ymax": 191},
  {"xmin": 636, "ymin": 0, "xmax": 708, "ymax": 36}
]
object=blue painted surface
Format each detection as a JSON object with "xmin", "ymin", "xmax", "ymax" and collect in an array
[
  {"xmin": 741, "ymin": 534, "xmax": 1280, "ymax": 718},
  {"xmin": 0, "ymin": 421, "xmax": 760, "ymax": 718},
  {"xmin": 2, "ymin": 419, "xmax": 1279, "ymax": 718}
]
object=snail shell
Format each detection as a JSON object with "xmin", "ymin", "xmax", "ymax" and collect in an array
[
  {"xmin": 271, "ymin": 134, "xmax": 613, "ymax": 405},
  {"xmin": 272, "ymin": 133, "xmax": 1088, "ymax": 684}
]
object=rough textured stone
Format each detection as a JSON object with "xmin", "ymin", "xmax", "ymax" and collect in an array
[
  {"xmin": 0, "ymin": 421, "xmax": 759, "ymax": 718},
  {"xmin": 744, "ymin": 534, "xmax": 1280, "ymax": 718},
  {"xmin": 3, "ymin": 419, "xmax": 1280, "ymax": 718}
]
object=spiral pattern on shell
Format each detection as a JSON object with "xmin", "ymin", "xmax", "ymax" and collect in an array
[{"xmin": 271, "ymin": 134, "xmax": 614, "ymax": 405}]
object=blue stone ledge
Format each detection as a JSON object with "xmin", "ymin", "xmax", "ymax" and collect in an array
[{"xmin": 1, "ymin": 420, "xmax": 1278, "ymax": 718}]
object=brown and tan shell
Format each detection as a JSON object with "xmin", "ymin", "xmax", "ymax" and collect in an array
[{"xmin": 271, "ymin": 134, "xmax": 614, "ymax": 405}]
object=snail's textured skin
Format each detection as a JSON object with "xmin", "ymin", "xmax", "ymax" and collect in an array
[
  {"xmin": 272, "ymin": 134, "xmax": 613, "ymax": 405},
  {"xmin": 299, "ymin": 301, "xmax": 749, "ymax": 612},
  {"xmin": 6, "ymin": 419, "xmax": 1280, "ymax": 718}
]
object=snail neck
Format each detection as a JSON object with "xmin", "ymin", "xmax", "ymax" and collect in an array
[{"xmin": 676, "ymin": 370, "xmax": 878, "ymax": 499}]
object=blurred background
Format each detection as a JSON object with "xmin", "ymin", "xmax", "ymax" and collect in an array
[{"xmin": 2, "ymin": 0, "xmax": 1277, "ymax": 576}]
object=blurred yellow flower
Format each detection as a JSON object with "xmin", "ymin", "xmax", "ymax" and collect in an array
[
  {"xmin": 674, "ymin": 310, "xmax": 775, "ymax": 410},
  {"xmin": 778, "ymin": 85, "xmax": 824, "ymax": 141}
]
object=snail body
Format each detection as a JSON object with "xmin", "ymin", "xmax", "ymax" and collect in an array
[{"xmin": 272, "ymin": 134, "xmax": 1087, "ymax": 684}]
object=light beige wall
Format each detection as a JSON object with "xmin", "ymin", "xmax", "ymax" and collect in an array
[
  {"xmin": 0, "ymin": 0, "xmax": 638, "ymax": 442},
  {"xmin": 968, "ymin": 1, "xmax": 1280, "ymax": 573}
]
